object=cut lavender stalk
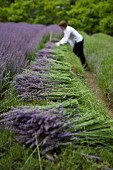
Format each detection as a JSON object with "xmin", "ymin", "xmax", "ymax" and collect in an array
[
  {"xmin": 0, "ymin": 106, "xmax": 78, "ymax": 155},
  {"xmin": 13, "ymin": 54, "xmax": 76, "ymax": 101}
]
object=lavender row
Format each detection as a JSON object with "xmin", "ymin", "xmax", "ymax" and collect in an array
[
  {"xmin": 0, "ymin": 23, "xmax": 62, "ymax": 69},
  {"xmin": 0, "ymin": 23, "xmax": 61, "ymax": 73},
  {"xmin": 0, "ymin": 23, "xmax": 62, "ymax": 94},
  {"xmin": 0, "ymin": 23, "xmax": 45, "ymax": 71}
]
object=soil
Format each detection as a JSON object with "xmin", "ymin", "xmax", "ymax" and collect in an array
[{"xmin": 85, "ymin": 70, "xmax": 113, "ymax": 118}]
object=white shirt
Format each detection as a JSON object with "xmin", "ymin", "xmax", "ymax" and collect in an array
[{"xmin": 59, "ymin": 26, "xmax": 83, "ymax": 47}]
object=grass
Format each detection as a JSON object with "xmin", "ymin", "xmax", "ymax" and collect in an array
[
  {"xmin": 82, "ymin": 32, "xmax": 113, "ymax": 106},
  {"xmin": 0, "ymin": 34, "xmax": 113, "ymax": 169}
]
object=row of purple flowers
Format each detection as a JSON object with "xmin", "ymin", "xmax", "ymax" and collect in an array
[{"xmin": 0, "ymin": 22, "xmax": 62, "ymax": 96}]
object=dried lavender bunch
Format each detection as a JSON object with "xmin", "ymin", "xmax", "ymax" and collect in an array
[
  {"xmin": 13, "ymin": 70, "xmax": 54, "ymax": 101},
  {"xmin": 0, "ymin": 106, "xmax": 78, "ymax": 155},
  {"xmin": 13, "ymin": 70, "xmax": 74, "ymax": 101},
  {"xmin": 37, "ymin": 48, "xmax": 56, "ymax": 59},
  {"xmin": 45, "ymin": 41, "xmax": 56, "ymax": 49},
  {"xmin": 30, "ymin": 57, "xmax": 53, "ymax": 72},
  {"xmin": 30, "ymin": 57, "xmax": 70, "ymax": 73},
  {"xmin": 13, "ymin": 55, "xmax": 73, "ymax": 101}
]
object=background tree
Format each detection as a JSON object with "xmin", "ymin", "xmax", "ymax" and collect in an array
[
  {"xmin": 67, "ymin": 0, "xmax": 113, "ymax": 35},
  {"xmin": 0, "ymin": 0, "xmax": 113, "ymax": 35},
  {"xmin": 33, "ymin": 0, "xmax": 71, "ymax": 24}
]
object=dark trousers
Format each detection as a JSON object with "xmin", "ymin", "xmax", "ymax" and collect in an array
[{"xmin": 73, "ymin": 39, "xmax": 86, "ymax": 65}]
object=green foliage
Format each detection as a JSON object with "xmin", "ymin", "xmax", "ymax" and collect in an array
[
  {"xmin": 0, "ymin": 130, "xmax": 40, "ymax": 170},
  {"xmin": 33, "ymin": 0, "xmax": 70, "ymax": 24},
  {"xmin": 6, "ymin": 0, "xmax": 35, "ymax": 22},
  {"xmin": 0, "ymin": 0, "xmax": 11, "ymax": 7},
  {"xmin": 0, "ymin": 0, "xmax": 113, "ymax": 34},
  {"xmin": 0, "ymin": 8, "xmax": 8, "ymax": 21},
  {"xmin": 68, "ymin": 0, "xmax": 113, "ymax": 35}
]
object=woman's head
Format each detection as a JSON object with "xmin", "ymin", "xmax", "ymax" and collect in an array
[{"xmin": 58, "ymin": 20, "xmax": 68, "ymax": 30}]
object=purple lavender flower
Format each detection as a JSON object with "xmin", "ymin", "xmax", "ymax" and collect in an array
[{"xmin": 0, "ymin": 106, "xmax": 77, "ymax": 155}]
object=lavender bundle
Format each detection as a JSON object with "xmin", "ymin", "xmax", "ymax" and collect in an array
[
  {"xmin": 13, "ymin": 52, "xmax": 76, "ymax": 101},
  {"xmin": 30, "ymin": 57, "xmax": 71, "ymax": 73},
  {"xmin": 37, "ymin": 48, "xmax": 56, "ymax": 59},
  {"xmin": 45, "ymin": 41, "xmax": 57, "ymax": 49},
  {"xmin": 13, "ymin": 70, "xmax": 53, "ymax": 101},
  {"xmin": 30, "ymin": 57, "xmax": 53, "ymax": 72},
  {"xmin": 13, "ymin": 70, "xmax": 75, "ymax": 101},
  {"xmin": 1, "ymin": 105, "xmax": 113, "ymax": 155},
  {"xmin": 0, "ymin": 106, "xmax": 78, "ymax": 155}
]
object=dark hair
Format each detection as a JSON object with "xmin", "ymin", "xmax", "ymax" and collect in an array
[{"xmin": 58, "ymin": 20, "xmax": 68, "ymax": 28}]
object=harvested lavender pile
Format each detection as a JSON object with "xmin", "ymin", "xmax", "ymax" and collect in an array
[
  {"xmin": 37, "ymin": 47, "xmax": 56, "ymax": 59},
  {"xmin": 0, "ymin": 106, "xmax": 79, "ymax": 155},
  {"xmin": 1, "ymin": 104, "xmax": 113, "ymax": 155},
  {"xmin": 13, "ymin": 69, "xmax": 53, "ymax": 101},
  {"xmin": 13, "ymin": 53, "xmax": 79, "ymax": 101}
]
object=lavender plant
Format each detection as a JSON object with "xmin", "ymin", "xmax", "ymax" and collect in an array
[
  {"xmin": 0, "ymin": 22, "xmax": 62, "ymax": 96},
  {"xmin": 0, "ymin": 23, "xmax": 62, "ymax": 74},
  {"xmin": 0, "ymin": 22, "xmax": 46, "ymax": 72}
]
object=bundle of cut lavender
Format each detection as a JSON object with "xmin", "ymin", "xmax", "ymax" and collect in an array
[
  {"xmin": 0, "ymin": 106, "xmax": 78, "ymax": 155},
  {"xmin": 37, "ymin": 48, "xmax": 55, "ymax": 59},
  {"xmin": 1, "ymin": 104, "xmax": 113, "ymax": 156},
  {"xmin": 13, "ymin": 56, "xmax": 78, "ymax": 101}
]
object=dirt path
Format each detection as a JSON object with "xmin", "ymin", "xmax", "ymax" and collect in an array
[{"xmin": 85, "ymin": 70, "xmax": 113, "ymax": 118}]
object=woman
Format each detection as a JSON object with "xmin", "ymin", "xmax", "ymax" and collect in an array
[{"xmin": 56, "ymin": 20, "xmax": 87, "ymax": 68}]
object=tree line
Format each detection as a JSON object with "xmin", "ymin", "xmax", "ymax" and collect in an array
[{"xmin": 0, "ymin": 0, "xmax": 113, "ymax": 35}]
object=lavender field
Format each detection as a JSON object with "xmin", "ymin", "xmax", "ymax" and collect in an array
[
  {"xmin": 0, "ymin": 22, "xmax": 113, "ymax": 169},
  {"xmin": 0, "ymin": 22, "xmax": 62, "ymax": 97}
]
